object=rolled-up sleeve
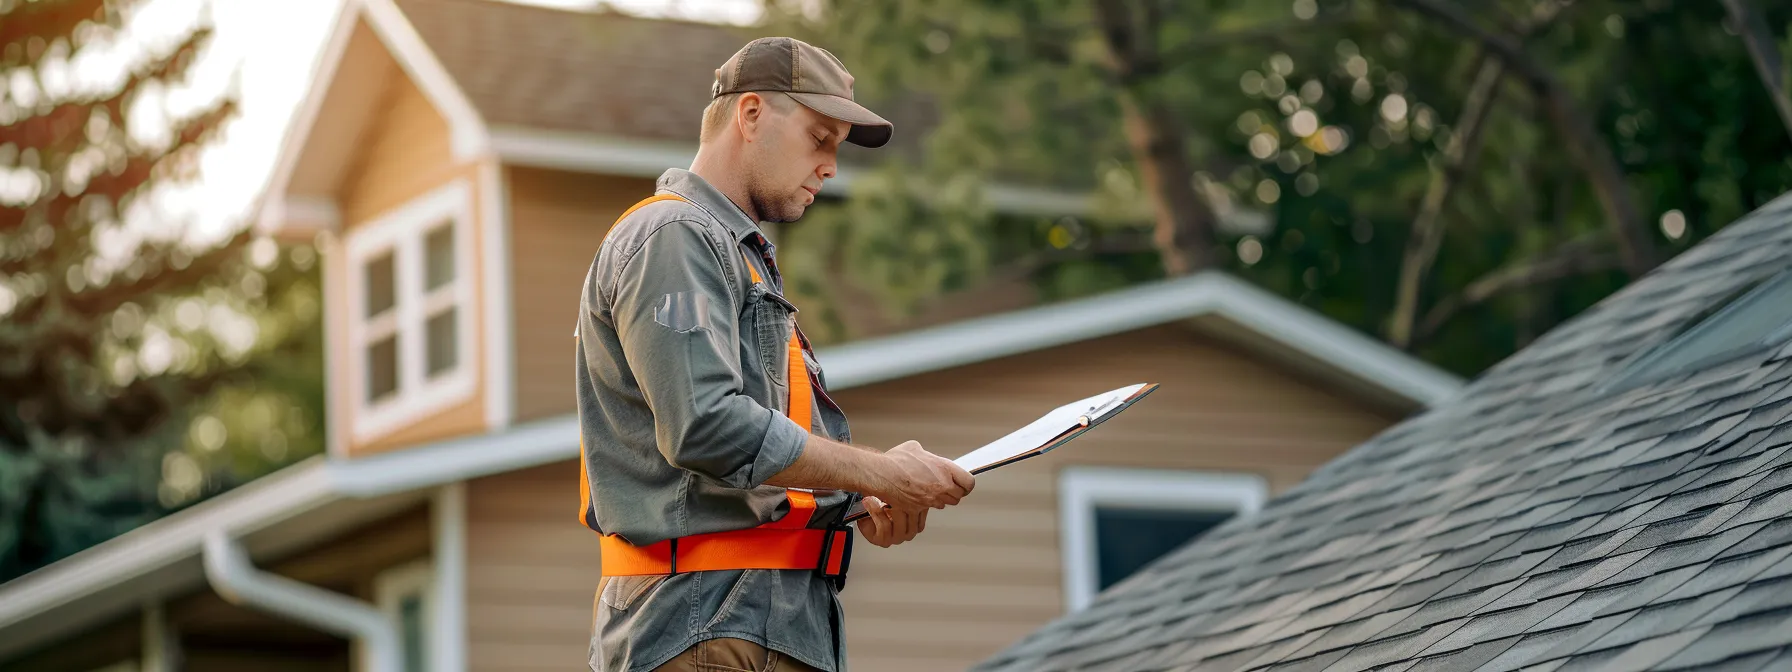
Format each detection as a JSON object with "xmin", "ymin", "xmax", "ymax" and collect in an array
[{"xmin": 602, "ymin": 219, "xmax": 806, "ymax": 489}]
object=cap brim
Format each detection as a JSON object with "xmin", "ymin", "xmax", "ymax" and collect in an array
[{"xmin": 785, "ymin": 91, "xmax": 893, "ymax": 148}]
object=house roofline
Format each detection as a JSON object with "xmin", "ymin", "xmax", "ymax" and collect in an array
[
  {"xmin": 819, "ymin": 270, "xmax": 1463, "ymax": 404},
  {"xmin": 257, "ymin": 0, "xmax": 490, "ymax": 239},
  {"xmin": 0, "ymin": 270, "xmax": 1460, "ymax": 659}
]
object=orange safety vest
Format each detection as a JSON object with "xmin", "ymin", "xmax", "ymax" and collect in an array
[{"xmin": 578, "ymin": 194, "xmax": 851, "ymax": 580}]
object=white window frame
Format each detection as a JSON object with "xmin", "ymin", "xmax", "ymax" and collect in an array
[
  {"xmin": 374, "ymin": 559, "xmax": 437, "ymax": 672},
  {"xmin": 1058, "ymin": 466, "xmax": 1267, "ymax": 612},
  {"xmin": 346, "ymin": 180, "xmax": 478, "ymax": 443}
]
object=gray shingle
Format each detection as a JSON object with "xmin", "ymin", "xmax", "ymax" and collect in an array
[
  {"xmin": 1658, "ymin": 606, "xmax": 1792, "ymax": 668},
  {"xmin": 976, "ymin": 204, "xmax": 1792, "ymax": 672}
]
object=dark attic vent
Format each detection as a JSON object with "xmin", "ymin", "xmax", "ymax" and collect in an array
[{"xmin": 1603, "ymin": 268, "xmax": 1792, "ymax": 393}]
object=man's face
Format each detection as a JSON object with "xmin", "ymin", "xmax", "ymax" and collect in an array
[{"xmin": 744, "ymin": 95, "xmax": 850, "ymax": 223}]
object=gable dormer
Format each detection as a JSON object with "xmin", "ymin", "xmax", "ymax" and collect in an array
[{"xmin": 258, "ymin": 0, "xmax": 505, "ymax": 459}]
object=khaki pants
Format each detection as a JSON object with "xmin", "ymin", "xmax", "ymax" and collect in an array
[{"xmin": 651, "ymin": 638, "xmax": 824, "ymax": 672}]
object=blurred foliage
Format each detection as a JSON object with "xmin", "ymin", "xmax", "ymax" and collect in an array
[
  {"xmin": 767, "ymin": 0, "xmax": 1792, "ymax": 375},
  {"xmin": 0, "ymin": 0, "xmax": 323, "ymax": 581}
]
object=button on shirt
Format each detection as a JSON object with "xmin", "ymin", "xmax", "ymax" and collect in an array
[{"xmin": 577, "ymin": 169, "xmax": 854, "ymax": 672}]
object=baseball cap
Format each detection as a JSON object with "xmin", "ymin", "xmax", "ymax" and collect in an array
[{"xmin": 711, "ymin": 37, "xmax": 893, "ymax": 149}]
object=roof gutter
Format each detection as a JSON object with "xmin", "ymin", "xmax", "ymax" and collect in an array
[{"xmin": 202, "ymin": 531, "xmax": 403, "ymax": 672}]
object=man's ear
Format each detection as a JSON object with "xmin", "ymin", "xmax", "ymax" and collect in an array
[{"xmin": 735, "ymin": 92, "xmax": 766, "ymax": 142}]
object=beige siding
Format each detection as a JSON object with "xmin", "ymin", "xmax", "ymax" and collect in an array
[
  {"xmin": 462, "ymin": 325, "xmax": 1395, "ymax": 670},
  {"xmin": 466, "ymin": 463, "xmax": 603, "ymax": 671},
  {"xmin": 507, "ymin": 167, "xmax": 658, "ymax": 421},
  {"xmin": 829, "ymin": 325, "xmax": 1395, "ymax": 671},
  {"xmin": 338, "ymin": 72, "xmax": 456, "ymax": 226},
  {"xmin": 326, "ymin": 65, "xmax": 490, "ymax": 458}
]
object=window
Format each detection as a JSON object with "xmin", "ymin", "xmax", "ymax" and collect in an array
[
  {"xmin": 1058, "ymin": 467, "xmax": 1267, "ymax": 612},
  {"xmin": 375, "ymin": 560, "xmax": 436, "ymax": 672},
  {"xmin": 347, "ymin": 181, "xmax": 477, "ymax": 441},
  {"xmin": 1602, "ymin": 268, "xmax": 1792, "ymax": 393}
]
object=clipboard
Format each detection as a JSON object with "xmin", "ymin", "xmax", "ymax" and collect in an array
[{"xmin": 840, "ymin": 383, "xmax": 1159, "ymax": 523}]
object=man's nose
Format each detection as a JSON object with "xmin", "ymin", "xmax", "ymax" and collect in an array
[{"xmin": 818, "ymin": 162, "xmax": 836, "ymax": 180}]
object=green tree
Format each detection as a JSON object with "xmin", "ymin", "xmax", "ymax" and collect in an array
[
  {"xmin": 0, "ymin": 0, "xmax": 321, "ymax": 581},
  {"xmin": 769, "ymin": 0, "xmax": 1792, "ymax": 376}
]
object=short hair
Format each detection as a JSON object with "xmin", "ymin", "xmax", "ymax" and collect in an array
[{"xmin": 700, "ymin": 91, "xmax": 796, "ymax": 143}]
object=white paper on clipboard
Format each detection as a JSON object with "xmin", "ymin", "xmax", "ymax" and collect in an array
[
  {"xmin": 838, "ymin": 383, "xmax": 1154, "ymax": 523},
  {"xmin": 951, "ymin": 383, "xmax": 1148, "ymax": 473}
]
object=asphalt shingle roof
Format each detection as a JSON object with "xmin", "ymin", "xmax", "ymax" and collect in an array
[
  {"xmin": 393, "ymin": 0, "xmax": 933, "ymax": 163},
  {"xmin": 978, "ymin": 196, "xmax": 1792, "ymax": 672}
]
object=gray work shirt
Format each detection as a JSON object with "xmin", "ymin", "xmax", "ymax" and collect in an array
[{"xmin": 577, "ymin": 168, "xmax": 855, "ymax": 672}]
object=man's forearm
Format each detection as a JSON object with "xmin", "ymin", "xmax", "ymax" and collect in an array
[{"xmin": 763, "ymin": 433, "xmax": 891, "ymax": 494}]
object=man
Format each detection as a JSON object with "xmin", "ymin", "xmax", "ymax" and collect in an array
[{"xmin": 576, "ymin": 37, "xmax": 976, "ymax": 672}]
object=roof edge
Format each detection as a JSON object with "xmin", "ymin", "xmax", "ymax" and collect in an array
[
  {"xmin": 256, "ymin": 0, "xmax": 491, "ymax": 237},
  {"xmin": 0, "ymin": 458, "xmax": 336, "ymax": 657},
  {"xmin": 820, "ymin": 271, "xmax": 1464, "ymax": 405}
]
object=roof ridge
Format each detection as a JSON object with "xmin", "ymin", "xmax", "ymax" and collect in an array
[{"xmin": 395, "ymin": 0, "xmax": 759, "ymax": 31}]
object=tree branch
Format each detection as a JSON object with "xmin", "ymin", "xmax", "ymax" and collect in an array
[
  {"xmin": 1721, "ymin": 0, "xmax": 1792, "ymax": 138},
  {"xmin": 1416, "ymin": 236, "xmax": 1620, "ymax": 342},
  {"xmin": 1388, "ymin": 52, "xmax": 1506, "ymax": 349},
  {"xmin": 1387, "ymin": 0, "xmax": 1658, "ymax": 277},
  {"xmin": 1387, "ymin": 3, "xmax": 1564, "ymax": 348}
]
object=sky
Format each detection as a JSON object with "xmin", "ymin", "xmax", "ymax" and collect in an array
[{"xmin": 133, "ymin": 0, "xmax": 762, "ymax": 242}]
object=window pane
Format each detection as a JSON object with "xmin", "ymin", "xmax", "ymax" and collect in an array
[
  {"xmin": 426, "ymin": 307, "xmax": 457, "ymax": 378},
  {"xmin": 400, "ymin": 593, "xmax": 426, "ymax": 672},
  {"xmin": 424, "ymin": 224, "xmax": 454, "ymax": 291},
  {"xmin": 365, "ymin": 251, "xmax": 396, "ymax": 318},
  {"xmin": 1094, "ymin": 507, "xmax": 1233, "ymax": 591},
  {"xmin": 367, "ymin": 335, "xmax": 399, "ymax": 403}
]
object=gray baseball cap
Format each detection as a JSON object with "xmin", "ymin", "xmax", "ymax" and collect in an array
[{"xmin": 711, "ymin": 37, "xmax": 894, "ymax": 148}]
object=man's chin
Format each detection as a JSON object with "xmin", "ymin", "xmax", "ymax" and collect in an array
[{"xmin": 765, "ymin": 202, "xmax": 809, "ymax": 224}]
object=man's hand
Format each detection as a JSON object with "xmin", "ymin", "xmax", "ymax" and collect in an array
[
  {"xmin": 868, "ymin": 441, "xmax": 975, "ymax": 512},
  {"xmin": 855, "ymin": 496, "xmax": 927, "ymax": 548}
]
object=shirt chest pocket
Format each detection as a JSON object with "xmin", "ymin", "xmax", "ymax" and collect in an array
[{"xmin": 745, "ymin": 283, "xmax": 797, "ymax": 386}]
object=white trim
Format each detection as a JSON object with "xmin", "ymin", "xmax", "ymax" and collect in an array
[
  {"xmin": 478, "ymin": 161, "xmax": 514, "ymax": 429},
  {"xmin": 205, "ymin": 532, "xmax": 402, "ymax": 672},
  {"xmin": 1057, "ymin": 467, "xmax": 1267, "ymax": 612},
  {"xmin": 819, "ymin": 271, "xmax": 1464, "ymax": 405},
  {"xmin": 491, "ymin": 126, "xmax": 694, "ymax": 179},
  {"xmin": 359, "ymin": 0, "xmax": 488, "ymax": 159},
  {"xmin": 257, "ymin": 0, "xmax": 362, "ymax": 235},
  {"xmin": 257, "ymin": 196, "xmax": 342, "ymax": 237},
  {"xmin": 258, "ymin": 0, "xmax": 492, "ymax": 236},
  {"xmin": 430, "ymin": 484, "xmax": 467, "ymax": 672},
  {"xmin": 373, "ymin": 558, "xmax": 436, "ymax": 672},
  {"xmin": 331, "ymin": 415, "xmax": 580, "ymax": 498},
  {"xmin": 345, "ymin": 180, "xmax": 480, "ymax": 443}
]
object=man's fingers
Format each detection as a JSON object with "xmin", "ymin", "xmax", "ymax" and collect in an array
[
  {"xmin": 892, "ymin": 505, "xmax": 912, "ymax": 541},
  {"xmin": 950, "ymin": 463, "xmax": 976, "ymax": 495},
  {"xmin": 860, "ymin": 496, "xmax": 892, "ymax": 547}
]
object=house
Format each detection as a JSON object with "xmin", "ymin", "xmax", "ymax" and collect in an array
[
  {"xmin": 0, "ymin": 0, "xmax": 1463, "ymax": 670},
  {"xmin": 975, "ymin": 198, "xmax": 1792, "ymax": 671}
]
